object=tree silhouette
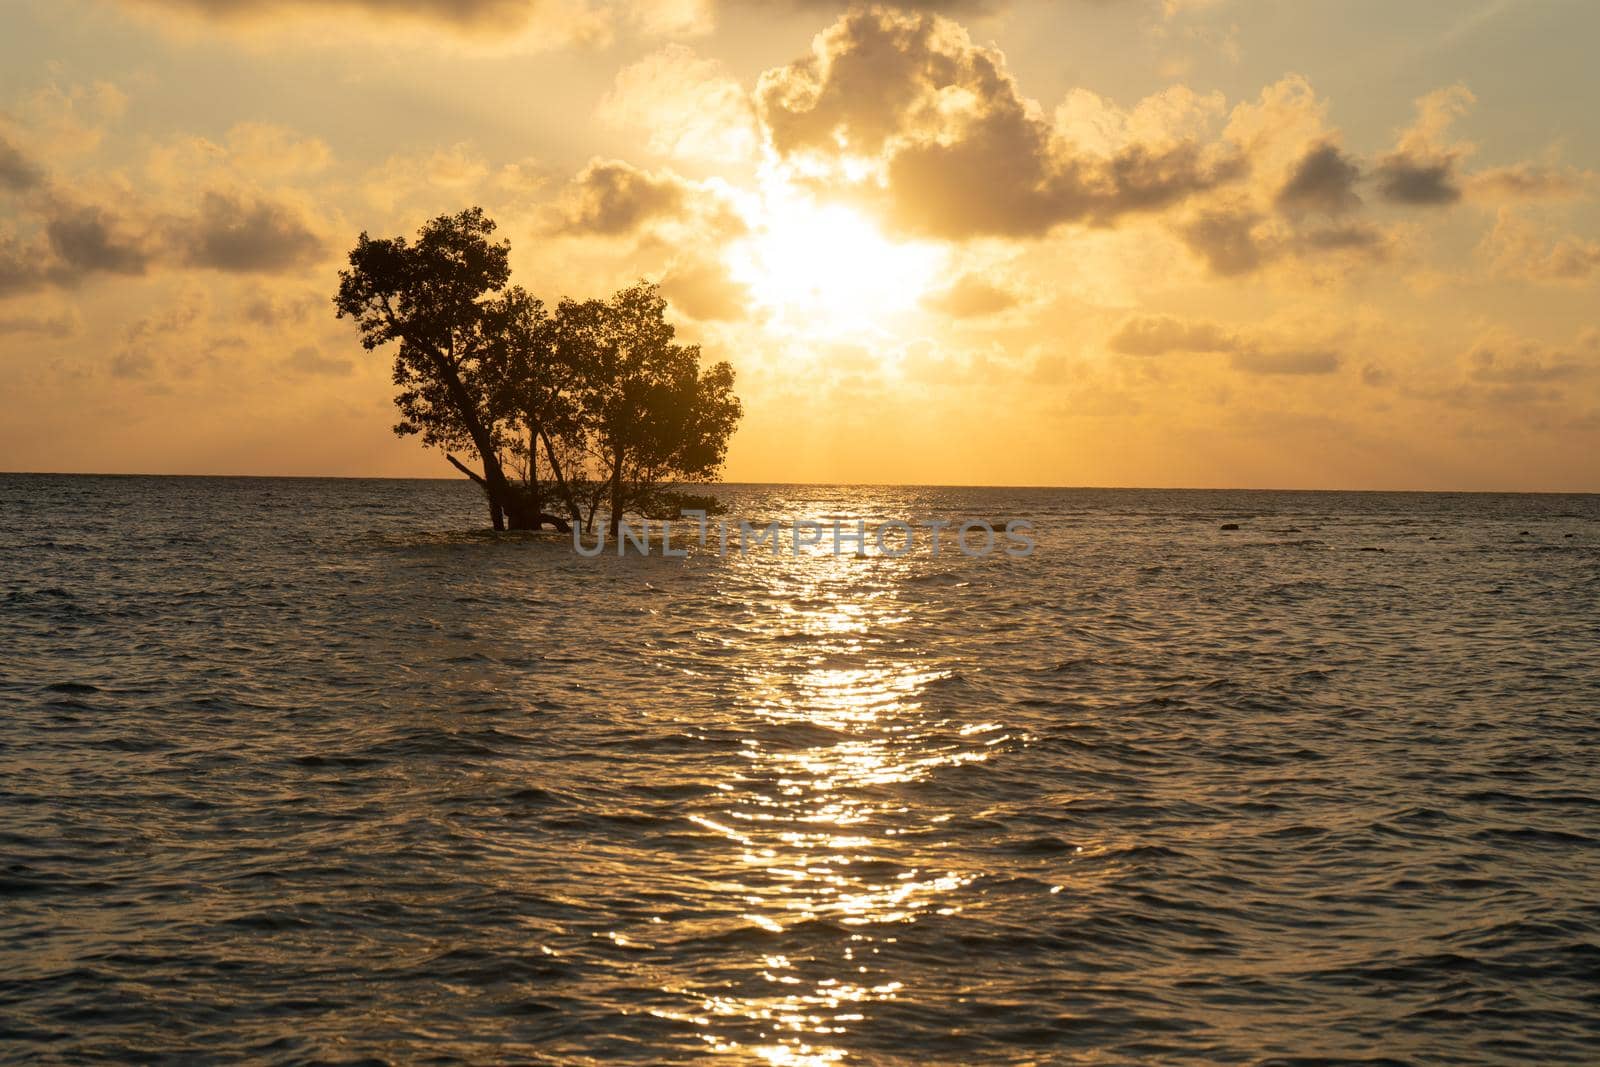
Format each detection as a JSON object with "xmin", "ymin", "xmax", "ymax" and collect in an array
[
  {"xmin": 334, "ymin": 209, "xmax": 566, "ymax": 531},
  {"xmin": 336, "ymin": 211, "xmax": 741, "ymax": 536},
  {"xmin": 558, "ymin": 283, "xmax": 742, "ymax": 538}
]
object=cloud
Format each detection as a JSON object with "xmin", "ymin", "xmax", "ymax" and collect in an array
[
  {"xmin": 1, "ymin": 186, "xmax": 325, "ymax": 297},
  {"xmin": 119, "ymin": 0, "xmax": 569, "ymax": 33},
  {"xmin": 554, "ymin": 159, "xmax": 689, "ymax": 236},
  {"xmin": 1231, "ymin": 348, "xmax": 1340, "ymax": 375},
  {"xmin": 1374, "ymin": 85, "xmax": 1475, "ymax": 207},
  {"xmin": 552, "ymin": 158, "xmax": 742, "ymax": 239},
  {"xmin": 660, "ymin": 258, "xmax": 749, "ymax": 321},
  {"xmin": 1177, "ymin": 206, "xmax": 1268, "ymax": 276},
  {"xmin": 5, "ymin": 81, "xmax": 128, "ymax": 160},
  {"xmin": 1480, "ymin": 209, "xmax": 1600, "ymax": 283},
  {"xmin": 921, "ymin": 273, "xmax": 1020, "ymax": 317},
  {"xmin": 1108, "ymin": 313, "xmax": 1341, "ymax": 374},
  {"xmin": 1467, "ymin": 162, "xmax": 1595, "ymax": 201},
  {"xmin": 0, "ymin": 309, "xmax": 80, "ymax": 337},
  {"xmin": 285, "ymin": 344, "xmax": 355, "ymax": 376},
  {"xmin": 1375, "ymin": 157, "xmax": 1461, "ymax": 206},
  {"xmin": 0, "ymin": 136, "xmax": 44, "ymax": 193},
  {"xmin": 756, "ymin": 9, "xmax": 1241, "ymax": 240},
  {"xmin": 47, "ymin": 205, "xmax": 153, "ymax": 275},
  {"xmin": 1275, "ymin": 141, "xmax": 1361, "ymax": 216},
  {"xmin": 243, "ymin": 289, "xmax": 320, "ymax": 327},
  {"xmin": 1296, "ymin": 221, "xmax": 1388, "ymax": 255},
  {"xmin": 597, "ymin": 45, "xmax": 757, "ymax": 163},
  {"xmin": 171, "ymin": 191, "xmax": 326, "ymax": 273},
  {"xmin": 1109, "ymin": 313, "xmax": 1235, "ymax": 355},
  {"xmin": 109, "ymin": 0, "xmax": 717, "ymax": 48},
  {"xmin": 1468, "ymin": 336, "xmax": 1594, "ymax": 385}
]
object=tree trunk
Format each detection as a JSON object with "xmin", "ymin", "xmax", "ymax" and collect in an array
[
  {"xmin": 538, "ymin": 428, "xmax": 582, "ymax": 524},
  {"xmin": 448, "ymin": 452, "xmax": 568, "ymax": 534},
  {"xmin": 525, "ymin": 422, "xmax": 543, "ymax": 522},
  {"xmin": 607, "ymin": 447, "xmax": 625, "ymax": 541},
  {"xmin": 428, "ymin": 352, "xmax": 535, "ymax": 530}
]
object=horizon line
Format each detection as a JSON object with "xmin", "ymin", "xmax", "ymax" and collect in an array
[{"xmin": 3, "ymin": 470, "xmax": 1597, "ymax": 496}]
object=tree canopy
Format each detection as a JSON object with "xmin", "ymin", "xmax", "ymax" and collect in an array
[{"xmin": 335, "ymin": 208, "xmax": 741, "ymax": 534}]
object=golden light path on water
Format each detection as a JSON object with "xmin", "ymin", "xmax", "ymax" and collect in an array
[{"xmin": 645, "ymin": 540, "xmax": 1015, "ymax": 1065}]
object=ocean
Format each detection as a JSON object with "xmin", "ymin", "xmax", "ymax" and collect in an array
[{"xmin": 2, "ymin": 474, "xmax": 1598, "ymax": 1065}]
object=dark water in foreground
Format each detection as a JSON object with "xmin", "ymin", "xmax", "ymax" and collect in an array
[{"xmin": 3, "ymin": 475, "xmax": 1599, "ymax": 1065}]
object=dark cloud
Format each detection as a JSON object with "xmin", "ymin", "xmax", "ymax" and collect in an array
[
  {"xmin": 1276, "ymin": 141, "xmax": 1361, "ymax": 216},
  {"xmin": 121, "ymin": 0, "xmax": 543, "ymax": 31},
  {"xmin": 556, "ymin": 159, "xmax": 690, "ymax": 237},
  {"xmin": 243, "ymin": 290, "xmax": 320, "ymax": 327},
  {"xmin": 110, "ymin": 349, "xmax": 156, "ymax": 379},
  {"xmin": 1177, "ymin": 208, "xmax": 1268, "ymax": 276},
  {"xmin": 0, "ymin": 136, "xmax": 43, "ymax": 193},
  {"xmin": 1374, "ymin": 153, "xmax": 1460, "ymax": 206},
  {"xmin": 175, "ymin": 191, "xmax": 326, "ymax": 273},
  {"xmin": 921, "ymin": 274, "xmax": 1019, "ymax": 317},
  {"xmin": 3, "ymin": 191, "xmax": 322, "ymax": 297},
  {"xmin": 47, "ymin": 206, "xmax": 151, "ymax": 275},
  {"xmin": 0, "ymin": 238, "xmax": 47, "ymax": 296},
  {"xmin": 1469, "ymin": 344, "xmax": 1587, "ymax": 384},
  {"xmin": 759, "ymin": 9, "xmax": 1241, "ymax": 241},
  {"xmin": 1295, "ymin": 222, "xmax": 1389, "ymax": 260},
  {"xmin": 1231, "ymin": 348, "xmax": 1340, "ymax": 375}
]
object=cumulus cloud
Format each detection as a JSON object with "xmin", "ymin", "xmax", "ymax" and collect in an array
[
  {"xmin": 552, "ymin": 158, "xmax": 741, "ymax": 238},
  {"xmin": 1374, "ymin": 85, "xmax": 1474, "ymax": 207},
  {"xmin": 554, "ymin": 159, "xmax": 690, "ymax": 236},
  {"xmin": 756, "ymin": 9, "xmax": 1241, "ymax": 240},
  {"xmin": 173, "ymin": 191, "xmax": 326, "ymax": 273},
  {"xmin": 1375, "ymin": 157, "xmax": 1460, "ymax": 206},
  {"xmin": 0, "ymin": 136, "xmax": 43, "ymax": 193},
  {"xmin": 1275, "ymin": 141, "xmax": 1361, "ymax": 216},
  {"xmin": 47, "ymin": 205, "xmax": 153, "ymax": 276},
  {"xmin": 0, "ymin": 188, "xmax": 325, "ymax": 297},
  {"xmin": 1177, "ymin": 206, "xmax": 1268, "ymax": 276}
]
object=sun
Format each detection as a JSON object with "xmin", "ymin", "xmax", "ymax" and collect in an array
[{"xmin": 727, "ymin": 191, "xmax": 944, "ymax": 336}]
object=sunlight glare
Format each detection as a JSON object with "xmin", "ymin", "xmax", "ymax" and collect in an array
[{"xmin": 728, "ymin": 193, "xmax": 943, "ymax": 335}]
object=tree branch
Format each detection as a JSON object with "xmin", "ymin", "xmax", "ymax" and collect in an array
[{"xmin": 445, "ymin": 453, "xmax": 487, "ymax": 485}]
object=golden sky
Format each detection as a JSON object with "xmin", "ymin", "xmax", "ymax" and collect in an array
[{"xmin": 2, "ymin": 0, "xmax": 1598, "ymax": 489}]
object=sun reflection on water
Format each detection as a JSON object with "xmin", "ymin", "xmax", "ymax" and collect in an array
[{"xmin": 661, "ymin": 546, "xmax": 1010, "ymax": 1064}]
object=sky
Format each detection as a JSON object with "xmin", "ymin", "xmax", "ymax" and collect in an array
[{"xmin": 1, "ymin": 0, "xmax": 1597, "ymax": 490}]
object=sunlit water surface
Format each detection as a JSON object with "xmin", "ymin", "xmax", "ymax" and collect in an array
[{"xmin": 3, "ymin": 475, "xmax": 1598, "ymax": 1065}]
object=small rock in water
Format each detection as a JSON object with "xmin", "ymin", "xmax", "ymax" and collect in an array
[{"xmin": 1220, "ymin": 523, "xmax": 1240, "ymax": 531}]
